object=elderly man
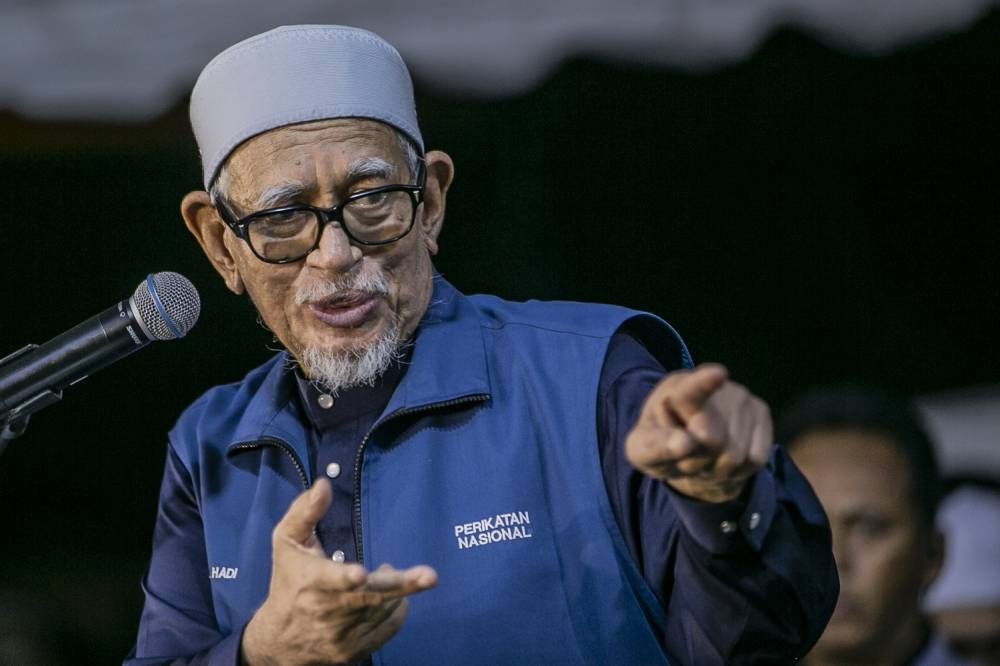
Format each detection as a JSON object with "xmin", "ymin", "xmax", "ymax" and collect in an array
[
  {"xmin": 127, "ymin": 25, "xmax": 836, "ymax": 665},
  {"xmin": 780, "ymin": 387, "xmax": 969, "ymax": 666}
]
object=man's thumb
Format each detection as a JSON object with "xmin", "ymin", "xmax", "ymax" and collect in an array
[{"xmin": 274, "ymin": 478, "xmax": 332, "ymax": 546}]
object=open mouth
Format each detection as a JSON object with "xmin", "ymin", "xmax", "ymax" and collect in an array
[{"xmin": 307, "ymin": 292, "xmax": 380, "ymax": 328}]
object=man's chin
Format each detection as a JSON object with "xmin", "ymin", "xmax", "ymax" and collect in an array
[
  {"xmin": 813, "ymin": 620, "xmax": 879, "ymax": 660},
  {"xmin": 300, "ymin": 325, "xmax": 385, "ymax": 357},
  {"xmin": 295, "ymin": 318, "xmax": 403, "ymax": 396}
]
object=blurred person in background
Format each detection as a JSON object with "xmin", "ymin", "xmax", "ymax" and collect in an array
[
  {"xmin": 779, "ymin": 387, "xmax": 971, "ymax": 666},
  {"xmin": 924, "ymin": 479, "xmax": 1000, "ymax": 665}
]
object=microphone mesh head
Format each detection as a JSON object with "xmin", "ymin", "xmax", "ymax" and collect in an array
[{"xmin": 130, "ymin": 272, "xmax": 202, "ymax": 340}]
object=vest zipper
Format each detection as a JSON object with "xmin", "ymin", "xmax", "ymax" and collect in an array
[
  {"xmin": 229, "ymin": 436, "xmax": 310, "ymax": 490},
  {"xmin": 352, "ymin": 393, "xmax": 490, "ymax": 566}
]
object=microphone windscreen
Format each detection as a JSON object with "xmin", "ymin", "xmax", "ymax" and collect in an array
[{"xmin": 131, "ymin": 272, "xmax": 201, "ymax": 341}]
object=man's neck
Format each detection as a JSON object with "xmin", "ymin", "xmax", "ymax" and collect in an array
[{"xmin": 802, "ymin": 616, "xmax": 930, "ymax": 666}]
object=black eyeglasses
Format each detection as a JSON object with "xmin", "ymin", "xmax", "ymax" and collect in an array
[{"xmin": 217, "ymin": 162, "xmax": 426, "ymax": 264}]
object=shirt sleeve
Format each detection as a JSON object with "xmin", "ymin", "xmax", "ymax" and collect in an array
[
  {"xmin": 598, "ymin": 329, "xmax": 838, "ymax": 665},
  {"xmin": 124, "ymin": 444, "xmax": 246, "ymax": 666}
]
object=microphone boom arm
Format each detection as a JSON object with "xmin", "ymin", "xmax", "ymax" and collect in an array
[{"xmin": 0, "ymin": 344, "xmax": 63, "ymax": 454}]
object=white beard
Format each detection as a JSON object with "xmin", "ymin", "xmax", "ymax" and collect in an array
[
  {"xmin": 292, "ymin": 268, "xmax": 405, "ymax": 396},
  {"xmin": 298, "ymin": 317, "xmax": 404, "ymax": 396}
]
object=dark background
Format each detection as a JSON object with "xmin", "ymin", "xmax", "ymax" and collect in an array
[{"xmin": 1, "ymin": 12, "xmax": 998, "ymax": 663}]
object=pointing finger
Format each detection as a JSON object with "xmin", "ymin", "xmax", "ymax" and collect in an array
[{"xmin": 666, "ymin": 363, "xmax": 729, "ymax": 422}]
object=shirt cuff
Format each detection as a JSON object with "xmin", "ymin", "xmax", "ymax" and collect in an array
[{"xmin": 666, "ymin": 469, "xmax": 778, "ymax": 555}]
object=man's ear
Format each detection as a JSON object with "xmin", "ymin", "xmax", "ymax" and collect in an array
[
  {"xmin": 922, "ymin": 527, "xmax": 946, "ymax": 591},
  {"xmin": 418, "ymin": 150, "xmax": 454, "ymax": 256},
  {"xmin": 180, "ymin": 190, "xmax": 245, "ymax": 295}
]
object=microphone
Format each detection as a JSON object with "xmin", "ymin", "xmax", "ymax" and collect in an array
[{"xmin": 0, "ymin": 272, "xmax": 201, "ymax": 423}]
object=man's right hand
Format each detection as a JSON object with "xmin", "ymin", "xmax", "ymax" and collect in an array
[{"xmin": 241, "ymin": 478, "xmax": 438, "ymax": 665}]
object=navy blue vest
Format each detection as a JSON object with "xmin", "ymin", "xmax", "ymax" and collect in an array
[{"xmin": 170, "ymin": 278, "xmax": 691, "ymax": 664}]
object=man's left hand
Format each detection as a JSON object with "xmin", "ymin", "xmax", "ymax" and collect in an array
[{"xmin": 625, "ymin": 363, "xmax": 773, "ymax": 503}]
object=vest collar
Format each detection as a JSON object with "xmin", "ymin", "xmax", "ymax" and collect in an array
[
  {"xmin": 225, "ymin": 275, "xmax": 491, "ymax": 458},
  {"xmin": 380, "ymin": 274, "xmax": 491, "ymax": 417}
]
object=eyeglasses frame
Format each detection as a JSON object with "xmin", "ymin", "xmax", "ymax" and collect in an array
[{"xmin": 216, "ymin": 160, "xmax": 427, "ymax": 265}]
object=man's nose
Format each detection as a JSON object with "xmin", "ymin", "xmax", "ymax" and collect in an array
[{"xmin": 305, "ymin": 221, "xmax": 363, "ymax": 272}]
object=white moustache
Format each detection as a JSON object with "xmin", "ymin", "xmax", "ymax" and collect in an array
[{"xmin": 294, "ymin": 270, "xmax": 390, "ymax": 305}]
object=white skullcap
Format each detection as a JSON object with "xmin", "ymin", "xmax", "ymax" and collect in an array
[
  {"xmin": 189, "ymin": 25, "xmax": 424, "ymax": 190},
  {"xmin": 924, "ymin": 485, "xmax": 1000, "ymax": 611}
]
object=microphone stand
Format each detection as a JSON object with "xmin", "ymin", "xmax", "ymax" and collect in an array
[{"xmin": 0, "ymin": 344, "xmax": 63, "ymax": 458}]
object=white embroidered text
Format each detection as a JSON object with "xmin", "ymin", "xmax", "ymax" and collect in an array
[
  {"xmin": 210, "ymin": 566, "xmax": 239, "ymax": 579},
  {"xmin": 454, "ymin": 511, "xmax": 533, "ymax": 549}
]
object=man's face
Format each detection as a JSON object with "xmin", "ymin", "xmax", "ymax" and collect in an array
[
  {"xmin": 191, "ymin": 118, "xmax": 450, "ymax": 385},
  {"xmin": 790, "ymin": 429, "xmax": 940, "ymax": 663}
]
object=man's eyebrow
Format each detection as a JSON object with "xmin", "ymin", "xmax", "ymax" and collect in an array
[
  {"xmin": 253, "ymin": 181, "xmax": 307, "ymax": 210},
  {"xmin": 246, "ymin": 158, "xmax": 394, "ymax": 212},
  {"xmin": 346, "ymin": 156, "xmax": 395, "ymax": 181}
]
